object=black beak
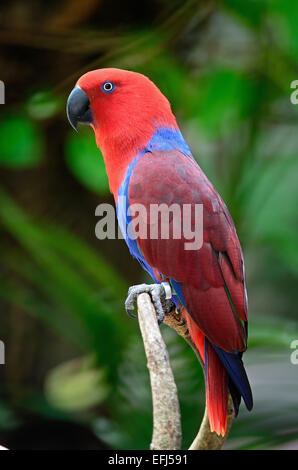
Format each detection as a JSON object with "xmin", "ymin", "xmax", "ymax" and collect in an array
[{"xmin": 66, "ymin": 86, "xmax": 93, "ymax": 131}]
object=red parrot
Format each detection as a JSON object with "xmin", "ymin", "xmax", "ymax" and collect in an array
[{"xmin": 66, "ymin": 68, "xmax": 253, "ymax": 436}]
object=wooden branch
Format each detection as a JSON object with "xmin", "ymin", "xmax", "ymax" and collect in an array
[
  {"xmin": 164, "ymin": 306, "xmax": 234, "ymax": 450},
  {"xmin": 138, "ymin": 294, "xmax": 234, "ymax": 450},
  {"xmin": 137, "ymin": 293, "xmax": 182, "ymax": 450},
  {"xmin": 188, "ymin": 397, "xmax": 234, "ymax": 450}
]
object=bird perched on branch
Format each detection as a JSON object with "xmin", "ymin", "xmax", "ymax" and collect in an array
[{"xmin": 67, "ymin": 68, "xmax": 253, "ymax": 436}]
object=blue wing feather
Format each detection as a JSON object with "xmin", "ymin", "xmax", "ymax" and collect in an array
[{"xmin": 117, "ymin": 151, "xmax": 157, "ymax": 281}]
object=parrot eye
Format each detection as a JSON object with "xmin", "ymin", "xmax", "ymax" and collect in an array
[{"xmin": 101, "ymin": 81, "xmax": 115, "ymax": 93}]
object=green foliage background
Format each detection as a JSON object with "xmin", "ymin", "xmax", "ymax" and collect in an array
[{"xmin": 0, "ymin": 0, "xmax": 298, "ymax": 450}]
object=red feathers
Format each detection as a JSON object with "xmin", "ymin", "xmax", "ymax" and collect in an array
[
  {"xmin": 184, "ymin": 312, "xmax": 228, "ymax": 435},
  {"xmin": 129, "ymin": 150, "xmax": 247, "ymax": 353},
  {"xmin": 205, "ymin": 340, "xmax": 228, "ymax": 435}
]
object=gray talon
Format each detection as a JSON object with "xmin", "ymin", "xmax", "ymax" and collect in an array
[
  {"xmin": 163, "ymin": 299, "xmax": 175, "ymax": 314},
  {"xmin": 124, "ymin": 282, "xmax": 172, "ymax": 325},
  {"xmin": 126, "ymin": 309, "xmax": 137, "ymax": 319}
]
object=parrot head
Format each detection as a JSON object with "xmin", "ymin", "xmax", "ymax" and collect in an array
[
  {"xmin": 66, "ymin": 68, "xmax": 178, "ymax": 194},
  {"xmin": 67, "ymin": 68, "xmax": 177, "ymax": 135}
]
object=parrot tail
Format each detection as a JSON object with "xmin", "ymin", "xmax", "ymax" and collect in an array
[
  {"xmin": 184, "ymin": 311, "xmax": 228, "ymax": 436},
  {"xmin": 205, "ymin": 338, "xmax": 228, "ymax": 435}
]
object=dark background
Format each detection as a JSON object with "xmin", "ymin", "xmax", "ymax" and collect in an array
[{"xmin": 0, "ymin": 0, "xmax": 298, "ymax": 450}]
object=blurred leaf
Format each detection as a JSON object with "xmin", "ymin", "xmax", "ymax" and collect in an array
[
  {"xmin": 0, "ymin": 268, "xmax": 89, "ymax": 349},
  {"xmin": 248, "ymin": 315, "xmax": 298, "ymax": 349},
  {"xmin": 0, "ymin": 401, "xmax": 20, "ymax": 430},
  {"xmin": 40, "ymin": 224, "xmax": 127, "ymax": 299},
  {"xmin": 65, "ymin": 129, "xmax": 109, "ymax": 193},
  {"xmin": 0, "ymin": 115, "xmax": 43, "ymax": 168},
  {"xmin": 27, "ymin": 91, "xmax": 63, "ymax": 120},
  {"xmin": 223, "ymin": 0, "xmax": 268, "ymax": 28},
  {"xmin": 240, "ymin": 154, "xmax": 298, "ymax": 250},
  {"xmin": 271, "ymin": 0, "xmax": 298, "ymax": 59},
  {"xmin": 194, "ymin": 68, "xmax": 256, "ymax": 136},
  {"xmin": 45, "ymin": 356, "xmax": 109, "ymax": 412}
]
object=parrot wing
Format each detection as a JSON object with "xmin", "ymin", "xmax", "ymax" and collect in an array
[{"xmin": 126, "ymin": 149, "xmax": 248, "ymax": 354}]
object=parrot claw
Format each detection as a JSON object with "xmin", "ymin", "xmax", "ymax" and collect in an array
[
  {"xmin": 125, "ymin": 282, "xmax": 172, "ymax": 324},
  {"xmin": 163, "ymin": 299, "xmax": 176, "ymax": 315}
]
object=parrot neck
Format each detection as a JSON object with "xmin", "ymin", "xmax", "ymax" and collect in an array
[
  {"xmin": 95, "ymin": 123, "xmax": 155, "ymax": 198},
  {"xmin": 93, "ymin": 120, "xmax": 188, "ymax": 199}
]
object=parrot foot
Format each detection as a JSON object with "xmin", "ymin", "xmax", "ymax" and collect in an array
[{"xmin": 125, "ymin": 282, "xmax": 172, "ymax": 324}]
